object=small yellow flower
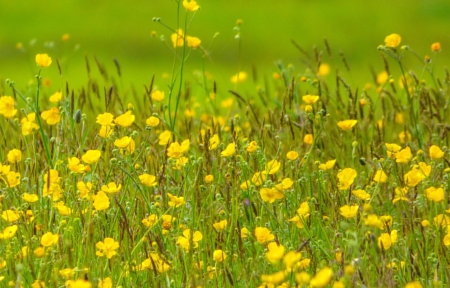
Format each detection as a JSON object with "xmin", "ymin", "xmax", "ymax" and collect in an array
[
  {"xmin": 93, "ymin": 191, "xmax": 110, "ymax": 211},
  {"xmin": 171, "ymin": 29, "xmax": 184, "ymax": 48},
  {"xmin": 139, "ymin": 173, "xmax": 157, "ymax": 187},
  {"xmin": 151, "ymin": 90, "xmax": 165, "ymax": 102},
  {"xmin": 378, "ymin": 230, "xmax": 398, "ymax": 250},
  {"xmin": 0, "ymin": 225, "xmax": 18, "ymax": 239},
  {"xmin": 142, "ymin": 214, "xmax": 158, "ymax": 227},
  {"xmin": 384, "ymin": 34, "xmax": 401, "ymax": 48},
  {"xmin": 373, "ymin": 170, "xmax": 388, "ymax": 183},
  {"xmin": 340, "ymin": 205, "xmax": 359, "ymax": 218},
  {"xmin": 186, "ymin": 36, "xmax": 201, "ymax": 48},
  {"xmin": 405, "ymin": 281, "xmax": 423, "ymax": 288},
  {"xmin": 21, "ymin": 113, "xmax": 40, "ymax": 136},
  {"xmin": 41, "ymin": 107, "xmax": 61, "ymax": 125},
  {"xmin": 183, "ymin": 0, "xmax": 199, "ymax": 11},
  {"xmin": 49, "ymin": 91, "xmax": 62, "ymax": 102},
  {"xmin": 337, "ymin": 168, "xmax": 357, "ymax": 190},
  {"xmin": 67, "ymin": 157, "xmax": 87, "ymax": 173},
  {"xmin": 230, "ymin": 72, "xmax": 247, "ymax": 83},
  {"xmin": 431, "ymin": 42, "xmax": 441, "ymax": 52},
  {"xmin": 221, "ymin": 143, "xmax": 236, "ymax": 157},
  {"xmin": 96, "ymin": 237, "xmax": 119, "ymax": 259},
  {"xmin": 352, "ymin": 189, "xmax": 371, "ymax": 201},
  {"xmin": 208, "ymin": 134, "xmax": 220, "ymax": 150},
  {"xmin": 254, "ymin": 227, "xmax": 274, "ymax": 244},
  {"xmin": 98, "ymin": 277, "xmax": 113, "ymax": 288},
  {"xmin": 265, "ymin": 242, "xmax": 286, "ymax": 264},
  {"xmin": 81, "ymin": 150, "xmax": 101, "ymax": 164},
  {"xmin": 337, "ymin": 119, "xmax": 357, "ymax": 131},
  {"xmin": 0, "ymin": 96, "xmax": 18, "ymax": 119},
  {"xmin": 429, "ymin": 145, "xmax": 444, "ymax": 160},
  {"xmin": 22, "ymin": 193, "xmax": 39, "ymax": 203},
  {"xmin": 167, "ymin": 193, "xmax": 185, "ymax": 207},
  {"xmin": 286, "ymin": 151, "xmax": 299, "ymax": 161},
  {"xmin": 309, "ymin": 267, "xmax": 333, "ymax": 288},
  {"xmin": 146, "ymin": 116, "xmax": 160, "ymax": 127},
  {"xmin": 213, "ymin": 219, "xmax": 228, "ymax": 232},
  {"xmin": 302, "ymin": 95, "xmax": 319, "ymax": 104},
  {"xmin": 114, "ymin": 111, "xmax": 135, "ymax": 127},
  {"xmin": 1, "ymin": 210, "xmax": 20, "ymax": 223},
  {"xmin": 36, "ymin": 53, "xmax": 52, "ymax": 67},
  {"xmin": 265, "ymin": 159, "xmax": 280, "ymax": 174},
  {"xmin": 319, "ymin": 159, "xmax": 336, "ymax": 171},
  {"xmin": 158, "ymin": 130, "xmax": 172, "ymax": 145},
  {"xmin": 101, "ymin": 182, "xmax": 122, "ymax": 194},
  {"xmin": 213, "ymin": 249, "xmax": 226, "ymax": 262},
  {"xmin": 96, "ymin": 112, "xmax": 115, "ymax": 126},
  {"xmin": 204, "ymin": 174, "xmax": 214, "ymax": 183},
  {"xmin": 176, "ymin": 229, "xmax": 203, "ymax": 250},
  {"xmin": 7, "ymin": 149, "xmax": 22, "ymax": 164},
  {"xmin": 425, "ymin": 186, "xmax": 444, "ymax": 203},
  {"xmin": 260, "ymin": 187, "xmax": 284, "ymax": 203},
  {"xmin": 246, "ymin": 141, "xmax": 258, "ymax": 153},
  {"xmin": 41, "ymin": 232, "xmax": 59, "ymax": 247},
  {"xmin": 303, "ymin": 134, "xmax": 313, "ymax": 145}
]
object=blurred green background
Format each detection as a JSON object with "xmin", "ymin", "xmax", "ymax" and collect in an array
[{"xmin": 1, "ymin": 0, "xmax": 450, "ymax": 93}]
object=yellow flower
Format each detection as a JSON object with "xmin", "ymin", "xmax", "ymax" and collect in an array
[
  {"xmin": 289, "ymin": 215, "xmax": 309, "ymax": 229},
  {"xmin": 35, "ymin": 53, "xmax": 52, "ymax": 67},
  {"xmin": 260, "ymin": 187, "xmax": 284, "ymax": 203},
  {"xmin": 77, "ymin": 181, "xmax": 92, "ymax": 198},
  {"xmin": 213, "ymin": 249, "xmax": 226, "ymax": 262},
  {"xmin": 186, "ymin": 36, "xmax": 201, "ymax": 48},
  {"xmin": 252, "ymin": 171, "xmax": 267, "ymax": 186},
  {"xmin": 295, "ymin": 272, "xmax": 311, "ymax": 285},
  {"xmin": 399, "ymin": 131, "xmax": 411, "ymax": 144},
  {"xmin": 303, "ymin": 134, "xmax": 313, "ymax": 145},
  {"xmin": 139, "ymin": 173, "xmax": 157, "ymax": 187},
  {"xmin": 0, "ymin": 225, "xmax": 18, "ymax": 239},
  {"xmin": 385, "ymin": 143, "xmax": 402, "ymax": 158},
  {"xmin": 204, "ymin": 174, "xmax": 214, "ymax": 183},
  {"xmin": 96, "ymin": 112, "xmax": 115, "ymax": 126},
  {"xmin": 93, "ymin": 191, "xmax": 110, "ymax": 211},
  {"xmin": 254, "ymin": 227, "xmax": 274, "ymax": 244},
  {"xmin": 22, "ymin": 193, "xmax": 39, "ymax": 203},
  {"xmin": 434, "ymin": 214, "xmax": 450, "ymax": 227},
  {"xmin": 41, "ymin": 107, "xmax": 61, "ymax": 125},
  {"xmin": 59, "ymin": 267, "xmax": 75, "ymax": 279},
  {"xmin": 81, "ymin": 150, "xmax": 101, "ymax": 164},
  {"xmin": 364, "ymin": 214, "xmax": 383, "ymax": 229},
  {"xmin": 283, "ymin": 251, "xmax": 302, "ymax": 270},
  {"xmin": 261, "ymin": 271, "xmax": 287, "ymax": 285},
  {"xmin": 98, "ymin": 277, "xmax": 112, "ymax": 288},
  {"xmin": 425, "ymin": 186, "xmax": 445, "ymax": 203},
  {"xmin": 405, "ymin": 281, "xmax": 423, "ymax": 288},
  {"xmin": 302, "ymin": 95, "xmax": 319, "ymax": 104},
  {"xmin": 265, "ymin": 160, "xmax": 280, "ymax": 174},
  {"xmin": 99, "ymin": 125, "xmax": 113, "ymax": 138},
  {"xmin": 337, "ymin": 168, "xmax": 357, "ymax": 190},
  {"xmin": 246, "ymin": 141, "xmax": 258, "ymax": 153},
  {"xmin": 67, "ymin": 157, "xmax": 87, "ymax": 173},
  {"xmin": 1, "ymin": 210, "xmax": 20, "ymax": 223},
  {"xmin": 443, "ymin": 233, "xmax": 450, "ymax": 246},
  {"xmin": 41, "ymin": 232, "xmax": 59, "ymax": 247},
  {"xmin": 101, "ymin": 182, "xmax": 122, "ymax": 194},
  {"xmin": 339, "ymin": 205, "xmax": 359, "ymax": 218},
  {"xmin": 142, "ymin": 214, "xmax": 158, "ymax": 227},
  {"xmin": 2, "ymin": 171, "xmax": 21, "ymax": 188},
  {"xmin": 373, "ymin": 170, "xmax": 387, "ymax": 183},
  {"xmin": 208, "ymin": 134, "xmax": 220, "ymax": 150},
  {"xmin": 138, "ymin": 253, "xmax": 171, "ymax": 273},
  {"xmin": 114, "ymin": 110, "xmax": 135, "ymax": 127},
  {"xmin": 230, "ymin": 72, "xmax": 247, "ymax": 83},
  {"xmin": 221, "ymin": 143, "xmax": 236, "ymax": 157},
  {"xmin": 384, "ymin": 34, "xmax": 401, "ymax": 48},
  {"xmin": 337, "ymin": 120, "xmax": 357, "ymax": 131},
  {"xmin": 167, "ymin": 193, "xmax": 185, "ymax": 207},
  {"xmin": 352, "ymin": 189, "xmax": 371, "ymax": 200},
  {"xmin": 395, "ymin": 147, "xmax": 412, "ymax": 163},
  {"xmin": 404, "ymin": 168, "xmax": 426, "ymax": 187},
  {"xmin": 213, "ymin": 219, "xmax": 228, "ymax": 232},
  {"xmin": 174, "ymin": 157, "xmax": 188, "ymax": 170},
  {"xmin": 429, "ymin": 145, "xmax": 444, "ymax": 160},
  {"xmin": 171, "ymin": 29, "xmax": 184, "ymax": 48},
  {"xmin": 431, "ymin": 42, "xmax": 441, "ymax": 52},
  {"xmin": 7, "ymin": 149, "xmax": 22, "ymax": 164},
  {"xmin": 151, "ymin": 90, "xmax": 165, "ymax": 102},
  {"xmin": 96, "ymin": 237, "xmax": 119, "ymax": 259},
  {"xmin": 176, "ymin": 229, "xmax": 203, "ymax": 250},
  {"xmin": 183, "ymin": 0, "xmax": 199, "ymax": 11},
  {"xmin": 265, "ymin": 242, "xmax": 286, "ymax": 264},
  {"xmin": 21, "ymin": 113, "xmax": 40, "ymax": 135},
  {"xmin": 241, "ymin": 227, "xmax": 250, "ymax": 238},
  {"xmin": 49, "ymin": 91, "xmax": 62, "ymax": 102},
  {"xmin": 279, "ymin": 178, "xmax": 294, "ymax": 190},
  {"xmin": 286, "ymin": 151, "xmax": 299, "ymax": 160},
  {"xmin": 158, "ymin": 130, "xmax": 172, "ymax": 145},
  {"xmin": 310, "ymin": 267, "xmax": 333, "ymax": 288},
  {"xmin": 319, "ymin": 159, "xmax": 336, "ymax": 171},
  {"xmin": 0, "ymin": 96, "xmax": 18, "ymax": 119},
  {"xmin": 167, "ymin": 139, "xmax": 190, "ymax": 159},
  {"xmin": 378, "ymin": 230, "xmax": 398, "ymax": 250},
  {"xmin": 146, "ymin": 116, "xmax": 160, "ymax": 127}
]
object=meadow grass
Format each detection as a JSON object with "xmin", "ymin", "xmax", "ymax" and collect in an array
[{"xmin": 0, "ymin": 2, "xmax": 450, "ymax": 288}]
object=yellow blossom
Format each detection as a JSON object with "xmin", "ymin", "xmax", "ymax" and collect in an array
[
  {"xmin": 221, "ymin": 143, "xmax": 236, "ymax": 157},
  {"xmin": 142, "ymin": 214, "xmax": 158, "ymax": 227},
  {"xmin": 98, "ymin": 277, "xmax": 113, "ymax": 288},
  {"xmin": 213, "ymin": 219, "xmax": 228, "ymax": 232},
  {"xmin": 302, "ymin": 95, "xmax": 320, "ymax": 104},
  {"xmin": 231, "ymin": 72, "xmax": 247, "ymax": 83},
  {"xmin": 158, "ymin": 130, "xmax": 172, "ymax": 145},
  {"xmin": 22, "ymin": 193, "xmax": 39, "ymax": 203},
  {"xmin": 265, "ymin": 242, "xmax": 286, "ymax": 264},
  {"xmin": 96, "ymin": 237, "xmax": 119, "ymax": 259},
  {"xmin": 286, "ymin": 151, "xmax": 299, "ymax": 160},
  {"xmin": 167, "ymin": 193, "xmax": 185, "ymax": 207},
  {"xmin": 146, "ymin": 116, "xmax": 160, "ymax": 127},
  {"xmin": 254, "ymin": 227, "xmax": 275, "ymax": 244},
  {"xmin": 41, "ymin": 232, "xmax": 59, "ymax": 247},
  {"xmin": 378, "ymin": 230, "xmax": 398, "ymax": 250},
  {"xmin": 183, "ymin": 0, "xmax": 200, "ymax": 11},
  {"xmin": 139, "ymin": 173, "xmax": 157, "ymax": 187},
  {"xmin": 246, "ymin": 141, "xmax": 258, "ymax": 153},
  {"xmin": 7, "ymin": 149, "xmax": 22, "ymax": 164},
  {"xmin": 384, "ymin": 34, "xmax": 401, "ymax": 48},
  {"xmin": 429, "ymin": 145, "xmax": 444, "ymax": 160},
  {"xmin": 265, "ymin": 159, "xmax": 280, "ymax": 174},
  {"xmin": 208, "ymin": 134, "xmax": 220, "ymax": 150},
  {"xmin": 41, "ymin": 107, "xmax": 61, "ymax": 125},
  {"xmin": 0, "ymin": 96, "xmax": 17, "ymax": 119},
  {"xmin": 186, "ymin": 36, "xmax": 201, "ymax": 48},
  {"xmin": 49, "ymin": 91, "xmax": 62, "ymax": 102},
  {"xmin": 337, "ymin": 120, "xmax": 357, "ymax": 131},
  {"xmin": 352, "ymin": 189, "xmax": 371, "ymax": 201},
  {"xmin": 176, "ymin": 229, "xmax": 203, "ymax": 250},
  {"xmin": 425, "ymin": 187, "xmax": 445, "ymax": 203},
  {"xmin": 204, "ymin": 174, "xmax": 214, "ymax": 183},
  {"xmin": 213, "ymin": 249, "xmax": 226, "ymax": 262},
  {"xmin": 20, "ymin": 113, "xmax": 40, "ymax": 135},
  {"xmin": 310, "ymin": 267, "xmax": 333, "ymax": 288},
  {"xmin": 340, "ymin": 205, "xmax": 359, "ymax": 218},
  {"xmin": 319, "ymin": 159, "xmax": 336, "ymax": 171},
  {"xmin": 81, "ymin": 150, "xmax": 101, "ymax": 164},
  {"xmin": 96, "ymin": 112, "xmax": 115, "ymax": 126},
  {"xmin": 101, "ymin": 182, "xmax": 122, "ymax": 194},
  {"xmin": 114, "ymin": 111, "xmax": 135, "ymax": 127},
  {"xmin": 303, "ymin": 134, "xmax": 313, "ymax": 145},
  {"xmin": 373, "ymin": 170, "xmax": 387, "ymax": 183},
  {"xmin": 93, "ymin": 191, "xmax": 110, "ymax": 211},
  {"xmin": 1, "ymin": 210, "xmax": 20, "ymax": 223},
  {"xmin": 260, "ymin": 187, "xmax": 284, "ymax": 203},
  {"xmin": 431, "ymin": 42, "xmax": 441, "ymax": 52},
  {"xmin": 151, "ymin": 90, "xmax": 165, "ymax": 102},
  {"xmin": 171, "ymin": 29, "xmax": 184, "ymax": 48},
  {"xmin": 0, "ymin": 225, "xmax": 18, "ymax": 239},
  {"xmin": 337, "ymin": 168, "xmax": 357, "ymax": 190},
  {"xmin": 35, "ymin": 53, "xmax": 52, "ymax": 67}
]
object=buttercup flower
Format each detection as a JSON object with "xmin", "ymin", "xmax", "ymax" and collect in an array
[
  {"xmin": 96, "ymin": 237, "xmax": 119, "ymax": 259},
  {"xmin": 41, "ymin": 232, "xmax": 59, "ymax": 247},
  {"xmin": 36, "ymin": 53, "xmax": 52, "ymax": 67},
  {"xmin": 429, "ymin": 145, "xmax": 444, "ymax": 160},
  {"xmin": 221, "ymin": 143, "xmax": 236, "ymax": 157},
  {"xmin": 337, "ymin": 120, "xmax": 357, "ymax": 131},
  {"xmin": 254, "ymin": 227, "xmax": 275, "ymax": 244},
  {"xmin": 183, "ymin": 0, "xmax": 199, "ymax": 11},
  {"xmin": 0, "ymin": 96, "xmax": 18, "ymax": 119},
  {"xmin": 171, "ymin": 29, "xmax": 184, "ymax": 48},
  {"xmin": 41, "ymin": 107, "xmax": 61, "ymax": 125},
  {"xmin": 384, "ymin": 34, "xmax": 401, "ymax": 48},
  {"xmin": 186, "ymin": 36, "xmax": 201, "ymax": 48},
  {"xmin": 176, "ymin": 229, "xmax": 203, "ymax": 250}
]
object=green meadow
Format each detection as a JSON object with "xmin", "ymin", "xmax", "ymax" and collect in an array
[{"xmin": 0, "ymin": 1, "xmax": 450, "ymax": 287}]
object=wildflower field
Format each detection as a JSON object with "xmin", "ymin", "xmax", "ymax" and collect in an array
[{"xmin": 1, "ymin": 1, "xmax": 450, "ymax": 287}]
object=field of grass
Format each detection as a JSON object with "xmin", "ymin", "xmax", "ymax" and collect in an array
[{"xmin": 1, "ymin": 1, "xmax": 450, "ymax": 287}]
